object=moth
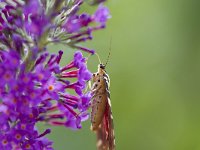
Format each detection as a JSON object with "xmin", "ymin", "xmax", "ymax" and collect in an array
[{"xmin": 90, "ymin": 63, "xmax": 115, "ymax": 150}]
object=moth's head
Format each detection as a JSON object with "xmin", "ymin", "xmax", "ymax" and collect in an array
[{"xmin": 99, "ymin": 63, "xmax": 105, "ymax": 69}]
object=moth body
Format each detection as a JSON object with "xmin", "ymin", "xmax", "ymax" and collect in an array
[
  {"xmin": 90, "ymin": 63, "xmax": 115, "ymax": 150},
  {"xmin": 91, "ymin": 64, "xmax": 110, "ymax": 131}
]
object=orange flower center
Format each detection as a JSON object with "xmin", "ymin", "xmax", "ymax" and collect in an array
[
  {"xmin": 38, "ymin": 73, "xmax": 44, "ymax": 80},
  {"xmin": 15, "ymin": 133, "xmax": 21, "ymax": 140},
  {"xmin": 48, "ymin": 85, "xmax": 54, "ymax": 91},
  {"xmin": 4, "ymin": 73, "xmax": 11, "ymax": 80},
  {"xmin": 30, "ymin": 92, "xmax": 35, "ymax": 99},
  {"xmin": 23, "ymin": 76, "xmax": 29, "ymax": 83},
  {"xmin": 12, "ymin": 98, "xmax": 17, "ymax": 104},
  {"xmin": 21, "ymin": 124, "xmax": 26, "ymax": 130},
  {"xmin": 2, "ymin": 139, "xmax": 8, "ymax": 145},
  {"xmin": 29, "ymin": 113, "xmax": 33, "ymax": 118},
  {"xmin": 25, "ymin": 144, "xmax": 31, "ymax": 149}
]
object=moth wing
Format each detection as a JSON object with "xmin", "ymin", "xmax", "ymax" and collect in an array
[
  {"xmin": 91, "ymin": 93, "xmax": 107, "ymax": 131},
  {"xmin": 96, "ymin": 98, "xmax": 115, "ymax": 150},
  {"xmin": 105, "ymin": 98, "xmax": 115, "ymax": 150},
  {"xmin": 96, "ymin": 120, "xmax": 107, "ymax": 150}
]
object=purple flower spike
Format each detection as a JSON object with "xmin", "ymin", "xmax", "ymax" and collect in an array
[{"xmin": 0, "ymin": 0, "xmax": 110, "ymax": 149}]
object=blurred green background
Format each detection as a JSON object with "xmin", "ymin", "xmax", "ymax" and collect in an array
[{"xmin": 39, "ymin": 0, "xmax": 200, "ymax": 149}]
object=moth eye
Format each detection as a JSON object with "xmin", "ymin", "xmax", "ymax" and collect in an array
[
  {"xmin": 93, "ymin": 74, "xmax": 95, "ymax": 76},
  {"xmin": 97, "ymin": 73, "xmax": 99, "ymax": 75},
  {"xmin": 95, "ymin": 84, "xmax": 98, "ymax": 87},
  {"xmin": 98, "ymin": 79, "xmax": 100, "ymax": 82}
]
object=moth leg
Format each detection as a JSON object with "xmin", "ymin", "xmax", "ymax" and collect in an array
[
  {"xmin": 84, "ymin": 80, "xmax": 92, "ymax": 93},
  {"xmin": 88, "ymin": 80, "xmax": 92, "ymax": 90},
  {"xmin": 91, "ymin": 86, "xmax": 102, "ymax": 96},
  {"xmin": 84, "ymin": 81, "xmax": 91, "ymax": 93}
]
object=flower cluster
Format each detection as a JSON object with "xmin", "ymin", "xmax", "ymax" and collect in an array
[{"xmin": 0, "ymin": 0, "xmax": 110, "ymax": 149}]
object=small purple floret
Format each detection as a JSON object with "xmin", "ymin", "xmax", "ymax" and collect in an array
[{"xmin": 93, "ymin": 4, "xmax": 111, "ymax": 24}]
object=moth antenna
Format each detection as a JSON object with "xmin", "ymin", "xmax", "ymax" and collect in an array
[
  {"xmin": 105, "ymin": 37, "xmax": 112, "ymax": 67},
  {"xmin": 95, "ymin": 52, "xmax": 102, "ymax": 64},
  {"xmin": 85, "ymin": 53, "xmax": 93, "ymax": 64}
]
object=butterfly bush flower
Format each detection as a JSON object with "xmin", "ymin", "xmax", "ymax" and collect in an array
[{"xmin": 0, "ymin": 0, "xmax": 110, "ymax": 149}]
